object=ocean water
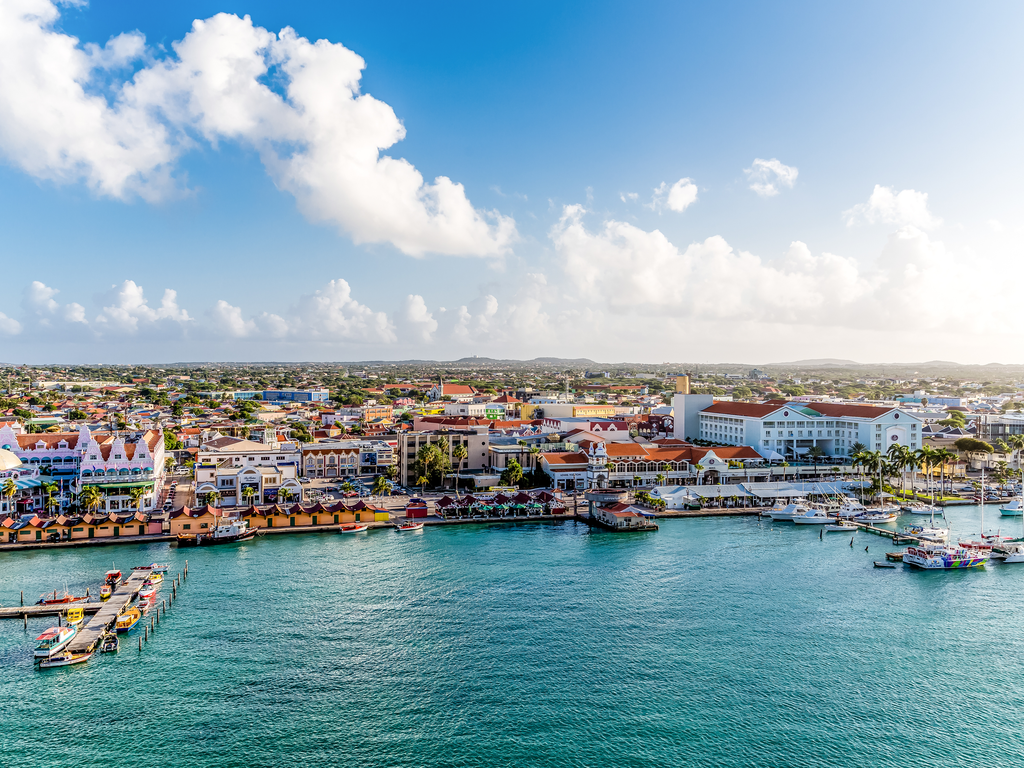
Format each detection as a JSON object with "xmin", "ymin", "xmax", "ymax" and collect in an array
[{"xmin": 3, "ymin": 507, "xmax": 1024, "ymax": 768}]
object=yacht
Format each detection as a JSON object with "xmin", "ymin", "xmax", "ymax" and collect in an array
[
  {"xmin": 853, "ymin": 510, "xmax": 898, "ymax": 524},
  {"xmin": 792, "ymin": 508, "xmax": 837, "ymax": 525},
  {"xmin": 903, "ymin": 501, "xmax": 943, "ymax": 516},
  {"xmin": 1000, "ymin": 498, "xmax": 1023, "ymax": 517},
  {"xmin": 835, "ymin": 498, "xmax": 869, "ymax": 519},
  {"xmin": 768, "ymin": 500, "xmax": 812, "ymax": 522},
  {"xmin": 902, "ymin": 524, "xmax": 949, "ymax": 544}
]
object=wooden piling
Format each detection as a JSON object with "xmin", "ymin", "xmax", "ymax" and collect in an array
[
  {"xmin": 23, "ymin": 613, "xmax": 27, "ymax": 630},
  {"xmin": 139, "ymin": 636, "xmax": 142, "ymax": 652},
  {"xmin": 20, "ymin": 590, "xmax": 23, "ymax": 606},
  {"xmin": 145, "ymin": 625, "xmax": 148, "ymax": 642}
]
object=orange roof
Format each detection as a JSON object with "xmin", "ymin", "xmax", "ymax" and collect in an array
[
  {"xmin": 541, "ymin": 453, "xmax": 588, "ymax": 466},
  {"xmin": 810, "ymin": 402, "xmax": 896, "ymax": 419},
  {"xmin": 703, "ymin": 401, "xmax": 786, "ymax": 418}
]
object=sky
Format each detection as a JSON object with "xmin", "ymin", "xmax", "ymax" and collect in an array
[{"xmin": 0, "ymin": 0, "xmax": 1022, "ymax": 365}]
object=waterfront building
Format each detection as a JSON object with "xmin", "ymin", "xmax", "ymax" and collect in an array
[
  {"xmin": 194, "ymin": 436, "xmax": 301, "ymax": 505},
  {"xmin": 300, "ymin": 439, "xmax": 395, "ymax": 478},
  {"xmin": 397, "ymin": 429, "xmax": 490, "ymax": 487},
  {"xmin": 672, "ymin": 396, "xmax": 922, "ymax": 460}
]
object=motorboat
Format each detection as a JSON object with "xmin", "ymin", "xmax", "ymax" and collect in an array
[
  {"xmin": 395, "ymin": 522, "xmax": 425, "ymax": 531},
  {"xmin": 65, "ymin": 606, "xmax": 85, "ymax": 628},
  {"xmin": 835, "ymin": 498, "xmax": 870, "ymax": 519},
  {"xmin": 115, "ymin": 607, "xmax": 142, "ymax": 633},
  {"xmin": 36, "ymin": 589, "xmax": 88, "ymax": 606},
  {"xmin": 823, "ymin": 521, "xmax": 858, "ymax": 532},
  {"xmin": 177, "ymin": 517, "xmax": 257, "ymax": 547},
  {"xmin": 100, "ymin": 584, "xmax": 113, "ymax": 601},
  {"xmin": 38, "ymin": 650, "xmax": 93, "ymax": 669},
  {"xmin": 339, "ymin": 523, "xmax": 370, "ymax": 533},
  {"xmin": 132, "ymin": 563, "xmax": 169, "ymax": 573},
  {"xmin": 768, "ymin": 501, "xmax": 812, "ymax": 522},
  {"xmin": 902, "ymin": 525, "xmax": 949, "ymax": 544},
  {"xmin": 853, "ymin": 511, "xmax": 898, "ymax": 524},
  {"xmin": 146, "ymin": 572, "xmax": 163, "ymax": 584},
  {"xmin": 792, "ymin": 508, "xmax": 837, "ymax": 525},
  {"xmin": 138, "ymin": 584, "xmax": 157, "ymax": 600},
  {"xmin": 100, "ymin": 633, "xmax": 119, "ymax": 653},
  {"xmin": 1000, "ymin": 499, "xmax": 1024, "ymax": 517},
  {"xmin": 904, "ymin": 542, "xmax": 988, "ymax": 569},
  {"xmin": 138, "ymin": 597, "xmax": 154, "ymax": 615},
  {"xmin": 34, "ymin": 626, "xmax": 77, "ymax": 658},
  {"xmin": 903, "ymin": 502, "xmax": 943, "ymax": 516},
  {"xmin": 105, "ymin": 570, "xmax": 122, "ymax": 585}
]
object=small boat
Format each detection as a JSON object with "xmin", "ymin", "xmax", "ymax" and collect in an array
[
  {"xmin": 339, "ymin": 523, "xmax": 370, "ymax": 533},
  {"xmin": 395, "ymin": 522, "xmax": 425, "ymax": 532},
  {"xmin": 65, "ymin": 606, "xmax": 85, "ymax": 628},
  {"xmin": 115, "ymin": 607, "xmax": 142, "ymax": 633},
  {"xmin": 902, "ymin": 525, "xmax": 950, "ymax": 544},
  {"xmin": 854, "ymin": 511, "xmax": 898, "ymax": 524},
  {"xmin": 146, "ymin": 572, "xmax": 163, "ymax": 584},
  {"xmin": 138, "ymin": 584, "xmax": 157, "ymax": 600},
  {"xmin": 100, "ymin": 633, "xmax": 119, "ymax": 653},
  {"xmin": 34, "ymin": 626, "xmax": 77, "ymax": 658},
  {"xmin": 768, "ymin": 501, "xmax": 812, "ymax": 522},
  {"xmin": 904, "ymin": 543, "xmax": 989, "ymax": 570},
  {"xmin": 903, "ymin": 502, "xmax": 943, "ymax": 516},
  {"xmin": 873, "ymin": 561, "xmax": 899, "ymax": 568},
  {"xmin": 792, "ymin": 508, "xmax": 837, "ymax": 525},
  {"xmin": 100, "ymin": 584, "xmax": 113, "ymax": 601},
  {"xmin": 835, "ymin": 498, "xmax": 870, "ymax": 519},
  {"xmin": 824, "ymin": 522, "xmax": 858, "ymax": 532},
  {"xmin": 885, "ymin": 551, "xmax": 905, "ymax": 562},
  {"xmin": 38, "ymin": 650, "xmax": 92, "ymax": 669},
  {"xmin": 138, "ymin": 597, "xmax": 154, "ymax": 615},
  {"xmin": 36, "ymin": 589, "xmax": 89, "ymax": 606},
  {"xmin": 105, "ymin": 570, "xmax": 123, "ymax": 585},
  {"xmin": 132, "ymin": 563, "xmax": 169, "ymax": 573},
  {"xmin": 1000, "ymin": 499, "xmax": 1024, "ymax": 517}
]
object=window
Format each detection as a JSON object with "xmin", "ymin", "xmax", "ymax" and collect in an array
[
  {"xmin": 200, "ymin": 523, "xmax": 208, "ymax": 529},
  {"xmin": 183, "ymin": 524, "xmax": 191, "ymax": 530}
]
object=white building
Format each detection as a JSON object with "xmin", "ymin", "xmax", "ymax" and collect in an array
[
  {"xmin": 195, "ymin": 436, "xmax": 302, "ymax": 506},
  {"xmin": 673, "ymin": 396, "xmax": 922, "ymax": 460}
]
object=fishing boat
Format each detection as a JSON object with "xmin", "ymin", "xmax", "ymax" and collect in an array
[
  {"xmin": 100, "ymin": 633, "xmax": 119, "ymax": 653},
  {"xmin": 105, "ymin": 569, "xmax": 123, "ymax": 585},
  {"xmin": 115, "ymin": 606, "xmax": 142, "ymax": 633},
  {"xmin": 65, "ymin": 606, "xmax": 85, "ymax": 628},
  {"xmin": 177, "ymin": 515, "xmax": 257, "ymax": 547},
  {"xmin": 38, "ymin": 650, "xmax": 93, "ymax": 669},
  {"xmin": 792, "ymin": 508, "xmax": 838, "ymax": 525},
  {"xmin": 904, "ymin": 542, "xmax": 988, "ymax": 569},
  {"xmin": 395, "ymin": 522, "xmax": 425, "ymax": 532},
  {"xmin": 34, "ymin": 626, "xmax": 77, "ymax": 658},
  {"xmin": 339, "ymin": 523, "xmax": 370, "ymax": 533},
  {"xmin": 99, "ymin": 584, "xmax": 113, "ymax": 601},
  {"xmin": 36, "ymin": 589, "xmax": 88, "ymax": 606}
]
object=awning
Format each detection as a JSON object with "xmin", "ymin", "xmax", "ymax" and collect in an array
[{"xmin": 85, "ymin": 481, "xmax": 154, "ymax": 490}]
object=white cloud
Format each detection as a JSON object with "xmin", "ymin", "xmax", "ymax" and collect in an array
[
  {"xmin": 649, "ymin": 178, "xmax": 698, "ymax": 213},
  {"xmin": 620, "ymin": 191, "xmax": 639, "ymax": 203},
  {"xmin": 396, "ymin": 294, "xmax": 438, "ymax": 343},
  {"xmin": 0, "ymin": 3, "xmax": 515, "ymax": 257},
  {"xmin": 745, "ymin": 158, "xmax": 798, "ymax": 197},
  {"xmin": 290, "ymin": 279, "xmax": 395, "ymax": 343},
  {"xmin": 93, "ymin": 282, "xmax": 191, "ymax": 335},
  {"xmin": 0, "ymin": 311, "xmax": 21, "ymax": 336},
  {"xmin": 210, "ymin": 300, "xmax": 256, "ymax": 338},
  {"xmin": 843, "ymin": 185, "xmax": 941, "ymax": 229}
]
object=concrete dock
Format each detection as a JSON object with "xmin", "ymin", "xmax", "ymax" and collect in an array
[{"xmin": 66, "ymin": 570, "xmax": 150, "ymax": 653}]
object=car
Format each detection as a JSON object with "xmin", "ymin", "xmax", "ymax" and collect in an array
[
  {"xmin": 300, "ymin": 478, "xmax": 310, "ymax": 484},
  {"xmin": 343, "ymin": 491, "xmax": 358, "ymax": 498}
]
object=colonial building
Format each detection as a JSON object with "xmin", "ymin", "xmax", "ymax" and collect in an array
[
  {"xmin": 424, "ymin": 383, "xmax": 478, "ymax": 402},
  {"xmin": 195, "ymin": 436, "xmax": 301, "ymax": 506},
  {"xmin": 300, "ymin": 439, "xmax": 395, "ymax": 478}
]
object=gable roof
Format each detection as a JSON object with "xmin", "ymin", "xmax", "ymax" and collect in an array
[{"xmin": 702, "ymin": 402, "xmax": 786, "ymax": 418}]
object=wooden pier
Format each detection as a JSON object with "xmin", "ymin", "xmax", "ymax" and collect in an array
[
  {"xmin": 852, "ymin": 520, "xmax": 919, "ymax": 544},
  {"xmin": 0, "ymin": 603, "xmax": 103, "ymax": 620},
  {"xmin": 66, "ymin": 570, "xmax": 151, "ymax": 653}
]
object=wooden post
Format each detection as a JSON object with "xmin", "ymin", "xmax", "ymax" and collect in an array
[
  {"xmin": 139, "ymin": 636, "xmax": 142, "ymax": 652},
  {"xmin": 145, "ymin": 625, "xmax": 148, "ymax": 642},
  {"xmin": 86, "ymin": 588, "xmax": 90, "ymax": 596},
  {"xmin": 20, "ymin": 590, "xmax": 23, "ymax": 606},
  {"xmin": 24, "ymin": 613, "xmax": 27, "ymax": 630}
]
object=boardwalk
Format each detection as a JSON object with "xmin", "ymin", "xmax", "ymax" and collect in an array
[
  {"xmin": 0, "ymin": 603, "xmax": 103, "ymax": 620},
  {"xmin": 67, "ymin": 570, "xmax": 150, "ymax": 653}
]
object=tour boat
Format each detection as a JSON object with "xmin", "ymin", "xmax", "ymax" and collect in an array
[
  {"xmin": 115, "ymin": 607, "xmax": 142, "ymax": 633},
  {"xmin": 339, "ymin": 523, "xmax": 370, "ymax": 533},
  {"xmin": 105, "ymin": 570, "xmax": 123, "ymax": 585},
  {"xmin": 65, "ymin": 606, "xmax": 85, "ymax": 628},
  {"xmin": 34, "ymin": 626, "xmax": 77, "ymax": 658},
  {"xmin": 38, "ymin": 650, "xmax": 93, "ymax": 669},
  {"xmin": 100, "ymin": 633, "xmax": 119, "ymax": 653},
  {"xmin": 36, "ymin": 589, "xmax": 88, "ymax": 606},
  {"xmin": 100, "ymin": 584, "xmax": 112, "ymax": 601},
  {"xmin": 395, "ymin": 522, "xmax": 425, "ymax": 532},
  {"xmin": 904, "ymin": 543, "xmax": 988, "ymax": 570},
  {"xmin": 792, "ymin": 508, "xmax": 837, "ymax": 525},
  {"xmin": 177, "ymin": 517, "xmax": 257, "ymax": 547}
]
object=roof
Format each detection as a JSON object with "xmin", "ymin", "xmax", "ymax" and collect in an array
[
  {"xmin": 809, "ymin": 402, "xmax": 897, "ymax": 419},
  {"xmin": 702, "ymin": 402, "xmax": 786, "ymax": 418}
]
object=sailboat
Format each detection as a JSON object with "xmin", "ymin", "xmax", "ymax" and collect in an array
[{"xmin": 959, "ymin": 468, "xmax": 1010, "ymax": 551}]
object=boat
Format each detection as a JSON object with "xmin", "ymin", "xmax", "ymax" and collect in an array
[
  {"xmin": 768, "ymin": 500, "xmax": 812, "ymax": 522},
  {"xmin": 823, "ymin": 522, "xmax": 858, "ymax": 532},
  {"xmin": 36, "ymin": 589, "xmax": 88, "ymax": 606},
  {"xmin": 395, "ymin": 522, "xmax": 425, "ymax": 531},
  {"xmin": 105, "ymin": 569, "xmax": 122, "ymax": 585},
  {"xmin": 38, "ymin": 650, "xmax": 93, "ymax": 669},
  {"xmin": 959, "ymin": 468, "xmax": 1008, "ymax": 551},
  {"xmin": 34, "ymin": 626, "xmax": 77, "ymax": 658},
  {"xmin": 132, "ymin": 563, "xmax": 169, "ymax": 573},
  {"xmin": 146, "ymin": 572, "xmax": 163, "ymax": 584},
  {"xmin": 835, "ymin": 498, "xmax": 870, "ymax": 519},
  {"xmin": 853, "ymin": 511, "xmax": 898, "ymax": 524},
  {"xmin": 873, "ymin": 561, "xmax": 899, "ymax": 568},
  {"xmin": 1000, "ymin": 499, "xmax": 1024, "ymax": 517},
  {"xmin": 115, "ymin": 607, "xmax": 142, "ymax": 633},
  {"xmin": 904, "ymin": 542, "xmax": 988, "ymax": 569},
  {"xmin": 177, "ymin": 515, "xmax": 257, "ymax": 547},
  {"xmin": 65, "ymin": 606, "xmax": 85, "ymax": 627},
  {"xmin": 138, "ymin": 597, "xmax": 154, "ymax": 615},
  {"xmin": 903, "ymin": 501, "xmax": 943, "ymax": 516},
  {"xmin": 99, "ymin": 584, "xmax": 112, "ymax": 601},
  {"xmin": 792, "ymin": 508, "xmax": 838, "ymax": 525},
  {"xmin": 100, "ymin": 633, "xmax": 119, "ymax": 653},
  {"xmin": 339, "ymin": 523, "xmax": 370, "ymax": 533},
  {"xmin": 138, "ymin": 583, "xmax": 157, "ymax": 600},
  {"xmin": 902, "ymin": 525, "xmax": 950, "ymax": 544}
]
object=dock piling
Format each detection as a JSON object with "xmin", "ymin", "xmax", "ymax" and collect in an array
[
  {"xmin": 144, "ymin": 625, "xmax": 148, "ymax": 642},
  {"xmin": 139, "ymin": 636, "xmax": 142, "ymax": 652},
  {"xmin": 23, "ymin": 613, "xmax": 27, "ymax": 630},
  {"xmin": 20, "ymin": 590, "xmax": 23, "ymax": 606}
]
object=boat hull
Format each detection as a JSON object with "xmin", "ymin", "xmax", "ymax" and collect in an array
[
  {"xmin": 339, "ymin": 525, "xmax": 370, "ymax": 533},
  {"xmin": 904, "ymin": 546, "xmax": 988, "ymax": 569},
  {"xmin": 38, "ymin": 651, "xmax": 92, "ymax": 669},
  {"xmin": 176, "ymin": 530, "xmax": 257, "ymax": 547}
]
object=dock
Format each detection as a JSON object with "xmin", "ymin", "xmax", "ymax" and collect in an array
[
  {"xmin": 852, "ymin": 520, "xmax": 919, "ymax": 544},
  {"xmin": 66, "ymin": 570, "xmax": 150, "ymax": 653},
  {"xmin": 0, "ymin": 603, "xmax": 103, "ymax": 620}
]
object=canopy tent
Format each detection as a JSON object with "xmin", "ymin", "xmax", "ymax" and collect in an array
[{"xmin": 436, "ymin": 496, "xmax": 455, "ymax": 508}]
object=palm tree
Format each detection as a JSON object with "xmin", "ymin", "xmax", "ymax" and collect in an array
[
  {"xmin": 435, "ymin": 436, "xmax": 451, "ymax": 489},
  {"xmin": 1009, "ymin": 435, "xmax": 1024, "ymax": 470},
  {"xmin": 417, "ymin": 475, "xmax": 428, "ymax": 495},
  {"xmin": 80, "ymin": 485, "xmax": 103, "ymax": 514},
  {"xmin": 655, "ymin": 473, "xmax": 665, "ymax": 486},
  {"xmin": 633, "ymin": 475, "xmax": 642, "ymax": 488},
  {"xmin": 204, "ymin": 490, "xmax": 221, "ymax": 507},
  {"xmin": 452, "ymin": 444, "xmax": 468, "ymax": 498},
  {"xmin": 372, "ymin": 476, "xmax": 390, "ymax": 500},
  {"xmin": 278, "ymin": 488, "xmax": 295, "ymax": 504},
  {"xmin": 241, "ymin": 486, "xmax": 257, "ymax": 506},
  {"xmin": 805, "ymin": 446, "xmax": 826, "ymax": 478},
  {"xmin": 44, "ymin": 494, "xmax": 59, "ymax": 514},
  {"xmin": 128, "ymin": 486, "xmax": 147, "ymax": 514},
  {"xmin": 40, "ymin": 481, "xmax": 59, "ymax": 515},
  {"xmin": 2, "ymin": 477, "xmax": 18, "ymax": 512}
]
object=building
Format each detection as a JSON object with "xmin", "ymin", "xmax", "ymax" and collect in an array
[
  {"xmin": 301, "ymin": 439, "xmax": 395, "ymax": 478},
  {"xmin": 424, "ymin": 383, "xmax": 478, "ymax": 402},
  {"xmin": 231, "ymin": 388, "xmax": 329, "ymax": 402},
  {"xmin": 672, "ymin": 396, "xmax": 922, "ymax": 460},
  {"xmin": 396, "ymin": 429, "xmax": 490, "ymax": 487},
  {"xmin": 195, "ymin": 436, "xmax": 301, "ymax": 506}
]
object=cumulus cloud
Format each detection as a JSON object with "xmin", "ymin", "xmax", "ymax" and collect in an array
[
  {"xmin": 0, "ymin": 3, "xmax": 514, "ymax": 257},
  {"xmin": 843, "ymin": 185, "xmax": 941, "ymax": 229},
  {"xmin": 396, "ymin": 294, "xmax": 438, "ymax": 344},
  {"xmin": 22, "ymin": 281, "xmax": 87, "ymax": 325},
  {"xmin": 649, "ymin": 178, "xmax": 698, "ymax": 213},
  {"xmin": 0, "ymin": 311, "xmax": 22, "ymax": 336},
  {"xmin": 94, "ymin": 282, "xmax": 191, "ymax": 335},
  {"xmin": 745, "ymin": 158, "xmax": 798, "ymax": 197}
]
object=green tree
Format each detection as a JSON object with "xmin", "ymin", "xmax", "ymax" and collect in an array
[
  {"xmin": 40, "ymin": 481, "xmax": 59, "ymax": 514},
  {"xmin": 79, "ymin": 485, "xmax": 103, "ymax": 514},
  {"xmin": 204, "ymin": 490, "xmax": 222, "ymax": 507},
  {"xmin": 241, "ymin": 486, "xmax": 257, "ymax": 506},
  {"xmin": 451, "ymin": 444, "xmax": 468, "ymax": 497},
  {"xmin": 372, "ymin": 476, "xmax": 390, "ymax": 499},
  {"xmin": 500, "ymin": 459, "xmax": 524, "ymax": 487},
  {"xmin": 128, "ymin": 486, "xmax": 147, "ymax": 513}
]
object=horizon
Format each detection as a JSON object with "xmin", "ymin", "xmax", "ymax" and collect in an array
[{"xmin": 1, "ymin": 1, "xmax": 1021, "ymax": 364}]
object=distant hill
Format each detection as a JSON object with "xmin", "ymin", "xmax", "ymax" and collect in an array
[{"xmin": 767, "ymin": 358, "xmax": 860, "ymax": 367}]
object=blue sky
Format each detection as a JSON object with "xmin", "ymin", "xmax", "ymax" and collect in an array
[{"xmin": 0, "ymin": 0, "xmax": 1021, "ymax": 363}]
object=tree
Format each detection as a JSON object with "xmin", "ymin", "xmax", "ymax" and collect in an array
[
  {"xmin": 2, "ymin": 477, "xmax": 18, "ymax": 507},
  {"xmin": 655, "ymin": 473, "xmax": 665, "ymax": 486},
  {"xmin": 241, "ymin": 486, "xmax": 257, "ymax": 506},
  {"xmin": 341, "ymin": 481, "xmax": 354, "ymax": 494},
  {"xmin": 129, "ymin": 486, "xmax": 147, "ymax": 513},
  {"xmin": 204, "ymin": 490, "xmax": 222, "ymax": 507},
  {"xmin": 278, "ymin": 488, "xmax": 295, "ymax": 504},
  {"xmin": 372, "ymin": 476, "xmax": 390, "ymax": 499},
  {"xmin": 80, "ymin": 485, "xmax": 103, "ymax": 514},
  {"xmin": 164, "ymin": 432, "xmax": 182, "ymax": 451},
  {"xmin": 67, "ymin": 408, "xmax": 88, "ymax": 421},
  {"xmin": 452, "ymin": 444, "xmax": 468, "ymax": 497},
  {"xmin": 500, "ymin": 459, "xmax": 524, "ymax": 487},
  {"xmin": 954, "ymin": 437, "xmax": 993, "ymax": 457},
  {"xmin": 417, "ymin": 475, "xmax": 428, "ymax": 495},
  {"xmin": 40, "ymin": 481, "xmax": 59, "ymax": 514},
  {"xmin": 805, "ymin": 446, "xmax": 826, "ymax": 476}
]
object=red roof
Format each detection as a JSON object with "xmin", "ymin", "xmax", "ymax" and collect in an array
[
  {"xmin": 702, "ymin": 401, "xmax": 786, "ymax": 418},
  {"xmin": 810, "ymin": 402, "xmax": 895, "ymax": 419}
]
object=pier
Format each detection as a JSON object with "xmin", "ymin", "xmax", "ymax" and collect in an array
[
  {"xmin": 852, "ymin": 520, "xmax": 919, "ymax": 544},
  {"xmin": 0, "ymin": 603, "xmax": 103, "ymax": 620},
  {"xmin": 66, "ymin": 570, "xmax": 151, "ymax": 653}
]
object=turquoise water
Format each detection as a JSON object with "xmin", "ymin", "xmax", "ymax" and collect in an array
[{"xmin": 3, "ymin": 508, "xmax": 1024, "ymax": 767}]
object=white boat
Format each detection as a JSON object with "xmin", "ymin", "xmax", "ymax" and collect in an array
[
  {"xmin": 339, "ymin": 523, "xmax": 370, "ymax": 533},
  {"xmin": 768, "ymin": 501, "xmax": 812, "ymax": 522},
  {"xmin": 902, "ymin": 525, "xmax": 949, "ymax": 544},
  {"xmin": 854, "ymin": 511, "xmax": 898, "ymax": 524},
  {"xmin": 395, "ymin": 522, "xmax": 425, "ymax": 531},
  {"xmin": 34, "ymin": 626, "xmax": 77, "ymax": 658},
  {"xmin": 792, "ymin": 508, "xmax": 837, "ymax": 525},
  {"xmin": 824, "ymin": 522, "xmax": 858, "ymax": 532},
  {"xmin": 835, "ymin": 498, "xmax": 869, "ymax": 519},
  {"xmin": 903, "ymin": 502, "xmax": 943, "ymax": 516},
  {"xmin": 904, "ymin": 542, "xmax": 988, "ymax": 569},
  {"xmin": 38, "ymin": 650, "xmax": 93, "ymax": 668},
  {"xmin": 1000, "ymin": 499, "xmax": 1023, "ymax": 516}
]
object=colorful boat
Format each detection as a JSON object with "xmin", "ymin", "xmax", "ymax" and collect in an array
[
  {"xmin": 100, "ymin": 584, "xmax": 113, "ymax": 601},
  {"xmin": 34, "ymin": 626, "xmax": 77, "ymax": 658},
  {"xmin": 36, "ymin": 589, "xmax": 88, "ymax": 605},
  {"xmin": 138, "ymin": 597, "xmax": 154, "ymax": 615},
  {"xmin": 115, "ymin": 607, "xmax": 142, "ymax": 633},
  {"xmin": 132, "ymin": 563, "xmax": 169, "ymax": 573},
  {"xmin": 138, "ymin": 583, "xmax": 157, "ymax": 600},
  {"xmin": 65, "ymin": 606, "xmax": 85, "ymax": 627},
  {"xmin": 105, "ymin": 570, "xmax": 123, "ymax": 585},
  {"xmin": 395, "ymin": 522, "xmax": 425, "ymax": 531},
  {"xmin": 146, "ymin": 572, "xmax": 163, "ymax": 584},
  {"xmin": 904, "ymin": 543, "xmax": 989, "ymax": 570},
  {"xmin": 38, "ymin": 650, "xmax": 93, "ymax": 669},
  {"xmin": 339, "ymin": 523, "xmax": 370, "ymax": 533}
]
